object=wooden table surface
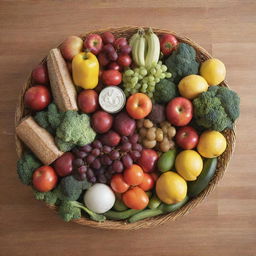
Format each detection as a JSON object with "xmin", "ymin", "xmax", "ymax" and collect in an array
[{"xmin": 0, "ymin": 0, "xmax": 255, "ymax": 255}]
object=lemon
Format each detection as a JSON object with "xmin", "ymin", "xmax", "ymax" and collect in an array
[
  {"xmin": 197, "ymin": 130, "xmax": 227, "ymax": 158},
  {"xmin": 175, "ymin": 150, "xmax": 203, "ymax": 181},
  {"xmin": 178, "ymin": 75, "xmax": 208, "ymax": 99},
  {"xmin": 200, "ymin": 58, "xmax": 226, "ymax": 86},
  {"xmin": 156, "ymin": 171, "xmax": 187, "ymax": 204}
]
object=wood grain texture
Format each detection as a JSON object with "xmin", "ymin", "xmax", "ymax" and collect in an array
[{"xmin": 0, "ymin": 0, "xmax": 255, "ymax": 255}]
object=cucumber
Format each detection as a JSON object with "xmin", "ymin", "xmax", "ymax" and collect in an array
[
  {"xmin": 187, "ymin": 158, "xmax": 217, "ymax": 198},
  {"xmin": 113, "ymin": 198, "xmax": 128, "ymax": 212},
  {"xmin": 104, "ymin": 209, "xmax": 142, "ymax": 220},
  {"xmin": 128, "ymin": 209, "xmax": 163, "ymax": 223},
  {"xmin": 148, "ymin": 195, "xmax": 161, "ymax": 209},
  {"xmin": 160, "ymin": 196, "xmax": 189, "ymax": 213},
  {"xmin": 128, "ymin": 196, "xmax": 189, "ymax": 223}
]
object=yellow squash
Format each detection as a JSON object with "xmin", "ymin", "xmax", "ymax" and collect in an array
[{"xmin": 72, "ymin": 52, "xmax": 99, "ymax": 89}]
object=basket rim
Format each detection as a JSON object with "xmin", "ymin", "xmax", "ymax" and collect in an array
[{"xmin": 15, "ymin": 26, "xmax": 236, "ymax": 230}]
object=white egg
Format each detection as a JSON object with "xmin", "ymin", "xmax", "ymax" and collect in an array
[{"xmin": 84, "ymin": 183, "xmax": 115, "ymax": 214}]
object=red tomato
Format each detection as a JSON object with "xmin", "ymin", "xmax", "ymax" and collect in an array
[
  {"xmin": 111, "ymin": 174, "xmax": 129, "ymax": 193},
  {"xmin": 24, "ymin": 85, "xmax": 51, "ymax": 111},
  {"xmin": 33, "ymin": 166, "xmax": 58, "ymax": 192},
  {"xmin": 102, "ymin": 70, "xmax": 122, "ymax": 86},
  {"xmin": 122, "ymin": 187, "xmax": 149, "ymax": 210},
  {"xmin": 138, "ymin": 173, "xmax": 155, "ymax": 191},
  {"xmin": 123, "ymin": 164, "xmax": 144, "ymax": 186},
  {"xmin": 126, "ymin": 93, "xmax": 152, "ymax": 119}
]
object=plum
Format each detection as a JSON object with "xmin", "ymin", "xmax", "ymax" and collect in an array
[
  {"xmin": 100, "ymin": 130, "xmax": 121, "ymax": 147},
  {"xmin": 147, "ymin": 104, "xmax": 166, "ymax": 124},
  {"xmin": 113, "ymin": 112, "xmax": 136, "ymax": 136}
]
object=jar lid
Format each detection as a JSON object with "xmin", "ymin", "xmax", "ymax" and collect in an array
[{"xmin": 99, "ymin": 86, "xmax": 126, "ymax": 113}]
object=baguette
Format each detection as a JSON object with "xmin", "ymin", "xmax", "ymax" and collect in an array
[
  {"xmin": 16, "ymin": 116, "xmax": 64, "ymax": 165},
  {"xmin": 47, "ymin": 48, "xmax": 78, "ymax": 111}
]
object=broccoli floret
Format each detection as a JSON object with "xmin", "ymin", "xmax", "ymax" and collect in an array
[
  {"xmin": 55, "ymin": 138, "xmax": 75, "ymax": 152},
  {"xmin": 59, "ymin": 200, "xmax": 82, "ymax": 221},
  {"xmin": 193, "ymin": 86, "xmax": 240, "ymax": 131},
  {"xmin": 17, "ymin": 153, "xmax": 41, "ymax": 185},
  {"xmin": 34, "ymin": 103, "xmax": 63, "ymax": 134},
  {"xmin": 59, "ymin": 200, "xmax": 106, "ymax": 222},
  {"xmin": 154, "ymin": 79, "xmax": 178, "ymax": 104},
  {"xmin": 59, "ymin": 175, "xmax": 91, "ymax": 201},
  {"xmin": 34, "ymin": 111, "xmax": 48, "ymax": 129},
  {"xmin": 48, "ymin": 103, "xmax": 64, "ymax": 129},
  {"xmin": 33, "ymin": 176, "xmax": 105, "ymax": 222},
  {"xmin": 34, "ymin": 188, "xmax": 60, "ymax": 206},
  {"xmin": 165, "ymin": 43, "xmax": 199, "ymax": 83},
  {"xmin": 209, "ymin": 86, "xmax": 240, "ymax": 122},
  {"xmin": 55, "ymin": 111, "xmax": 96, "ymax": 152}
]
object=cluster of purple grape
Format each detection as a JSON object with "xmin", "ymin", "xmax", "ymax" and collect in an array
[{"xmin": 71, "ymin": 133, "xmax": 143, "ymax": 184}]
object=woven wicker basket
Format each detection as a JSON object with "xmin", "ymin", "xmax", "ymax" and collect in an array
[{"xmin": 15, "ymin": 26, "xmax": 236, "ymax": 230}]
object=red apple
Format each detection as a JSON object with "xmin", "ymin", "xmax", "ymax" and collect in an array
[
  {"xmin": 138, "ymin": 149, "xmax": 158, "ymax": 173},
  {"xmin": 160, "ymin": 34, "xmax": 178, "ymax": 56},
  {"xmin": 91, "ymin": 111, "xmax": 113, "ymax": 134},
  {"xmin": 100, "ymin": 130, "xmax": 121, "ymax": 147},
  {"xmin": 78, "ymin": 89, "xmax": 99, "ymax": 114},
  {"xmin": 84, "ymin": 34, "xmax": 103, "ymax": 55},
  {"xmin": 24, "ymin": 85, "xmax": 51, "ymax": 111},
  {"xmin": 33, "ymin": 166, "xmax": 58, "ymax": 192},
  {"xmin": 175, "ymin": 126, "xmax": 199, "ymax": 150},
  {"xmin": 166, "ymin": 97, "xmax": 193, "ymax": 126},
  {"xmin": 32, "ymin": 64, "xmax": 49, "ymax": 85},
  {"xmin": 60, "ymin": 36, "xmax": 83, "ymax": 61},
  {"xmin": 53, "ymin": 152, "xmax": 75, "ymax": 177}
]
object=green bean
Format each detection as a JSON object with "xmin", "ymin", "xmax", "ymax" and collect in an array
[{"xmin": 104, "ymin": 209, "xmax": 142, "ymax": 220}]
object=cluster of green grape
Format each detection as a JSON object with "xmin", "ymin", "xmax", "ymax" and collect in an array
[{"xmin": 122, "ymin": 61, "xmax": 172, "ymax": 98}]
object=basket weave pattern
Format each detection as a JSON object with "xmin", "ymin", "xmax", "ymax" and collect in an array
[{"xmin": 15, "ymin": 27, "xmax": 236, "ymax": 230}]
